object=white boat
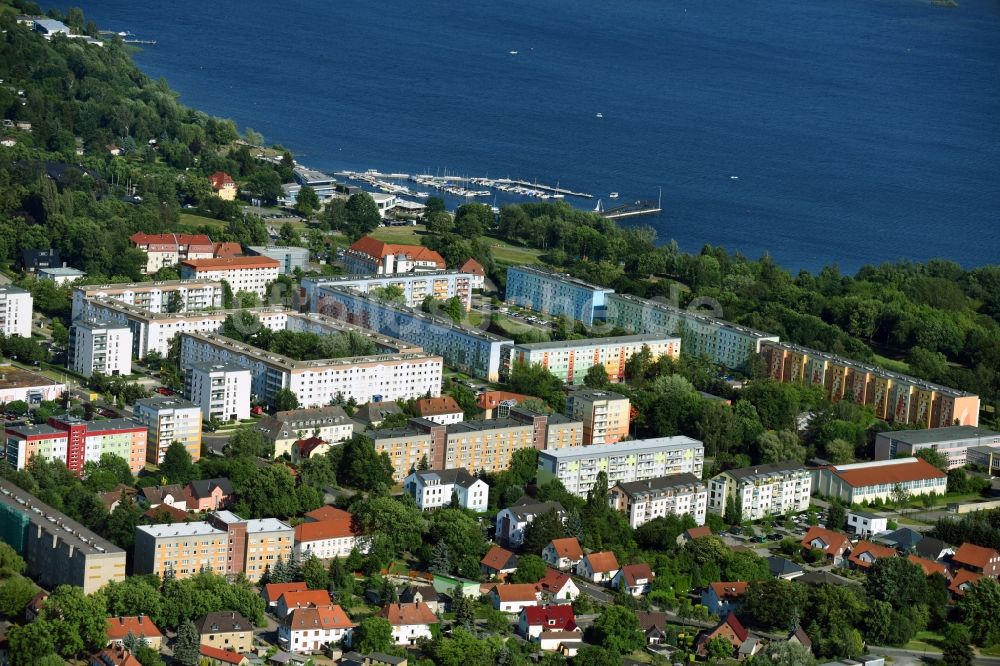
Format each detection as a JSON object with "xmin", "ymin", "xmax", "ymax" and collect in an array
[
  {"xmin": 596, "ymin": 112, "xmax": 604, "ymax": 118},
  {"xmin": 509, "ymin": 50, "xmax": 518, "ymax": 55},
  {"xmin": 609, "ymin": 192, "xmax": 619, "ymax": 199}
]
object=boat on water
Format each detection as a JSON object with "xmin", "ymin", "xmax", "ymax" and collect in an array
[
  {"xmin": 596, "ymin": 112, "xmax": 604, "ymax": 118},
  {"xmin": 609, "ymin": 192, "xmax": 619, "ymax": 199},
  {"xmin": 509, "ymin": 50, "xmax": 518, "ymax": 55}
]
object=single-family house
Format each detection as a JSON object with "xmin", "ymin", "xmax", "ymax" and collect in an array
[
  {"xmin": 914, "ymin": 537, "xmax": 952, "ymax": 562},
  {"xmin": 848, "ymin": 541, "xmax": 898, "ymax": 570},
  {"xmin": 576, "ymin": 551, "xmax": 620, "ymax": 584},
  {"xmin": 949, "ymin": 569, "xmax": 983, "ymax": 597},
  {"xmin": 495, "ymin": 498, "xmax": 565, "ymax": 548},
  {"xmin": 399, "ymin": 586, "xmax": 442, "ymax": 614},
  {"xmin": 788, "ymin": 627, "xmax": 812, "ymax": 650},
  {"xmin": 106, "ymin": 615, "xmax": 163, "ymax": 650},
  {"xmin": 801, "ymin": 526, "xmax": 852, "ymax": 566},
  {"xmin": 480, "ymin": 545, "xmax": 519, "ymax": 578},
  {"xmin": 98, "ymin": 485, "xmax": 137, "ymax": 513},
  {"xmin": 199, "ymin": 645, "xmax": 249, "ymax": 666},
  {"xmin": 542, "ymin": 537, "xmax": 584, "ymax": 571},
  {"xmin": 677, "ymin": 525, "xmax": 713, "ymax": 546},
  {"xmin": 517, "ymin": 604, "xmax": 577, "ymax": 639},
  {"xmin": 379, "ymin": 603, "xmax": 438, "ymax": 646},
  {"xmin": 278, "ymin": 605, "xmax": 355, "ymax": 654},
  {"xmin": 185, "ymin": 478, "xmax": 234, "ymax": 511},
  {"xmin": 195, "ymin": 611, "xmax": 253, "ymax": 653},
  {"xmin": 263, "ymin": 582, "xmax": 309, "ymax": 608},
  {"xmin": 696, "ymin": 613, "xmax": 748, "ymax": 658},
  {"xmin": 88, "ymin": 646, "xmax": 142, "ymax": 666},
  {"xmin": 952, "ymin": 543, "xmax": 1000, "ymax": 577},
  {"xmin": 845, "ymin": 510, "xmax": 889, "ymax": 538},
  {"xmin": 768, "ymin": 556, "xmax": 804, "ymax": 580},
  {"xmin": 292, "ymin": 436, "xmax": 333, "ymax": 463},
  {"xmin": 139, "ymin": 484, "xmax": 187, "ymax": 510},
  {"xmin": 277, "ymin": 590, "xmax": 333, "ymax": 618},
  {"xmin": 490, "ymin": 583, "xmax": 541, "ymax": 614},
  {"xmin": 907, "ymin": 555, "xmax": 952, "ymax": 580},
  {"xmin": 613, "ymin": 563, "xmax": 655, "ymax": 597},
  {"xmin": 703, "ymin": 582, "xmax": 748, "ymax": 617},
  {"xmin": 210, "ymin": 172, "xmax": 237, "ymax": 201},
  {"xmin": 537, "ymin": 568, "xmax": 580, "ymax": 602}
]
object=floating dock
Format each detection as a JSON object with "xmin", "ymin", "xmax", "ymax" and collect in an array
[{"xmin": 596, "ymin": 199, "xmax": 662, "ymax": 220}]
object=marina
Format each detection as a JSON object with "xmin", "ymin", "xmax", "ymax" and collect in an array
[
  {"xmin": 335, "ymin": 169, "xmax": 592, "ymax": 201},
  {"xmin": 595, "ymin": 190, "xmax": 663, "ymax": 220}
]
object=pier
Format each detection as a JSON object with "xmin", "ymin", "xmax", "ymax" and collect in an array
[{"xmin": 595, "ymin": 197, "xmax": 662, "ymax": 220}]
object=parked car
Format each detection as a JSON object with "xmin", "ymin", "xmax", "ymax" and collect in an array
[{"xmin": 154, "ymin": 387, "xmax": 175, "ymax": 396}]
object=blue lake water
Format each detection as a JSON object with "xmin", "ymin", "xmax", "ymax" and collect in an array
[{"xmin": 70, "ymin": 0, "xmax": 1000, "ymax": 273}]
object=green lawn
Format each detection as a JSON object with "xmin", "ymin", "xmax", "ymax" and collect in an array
[
  {"xmin": 980, "ymin": 645, "xmax": 1000, "ymax": 657},
  {"xmin": 370, "ymin": 225, "xmax": 429, "ymax": 245},
  {"xmin": 179, "ymin": 212, "xmax": 227, "ymax": 230},
  {"xmin": 872, "ymin": 353, "xmax": 911, "ymax": 375},
  {"xmin": 904, "ymin": 630, "xmax": 944, "ymax": 653},
  {"xmin": 370, "ymin": 226, "xmax": 545, "ymax": 265}
]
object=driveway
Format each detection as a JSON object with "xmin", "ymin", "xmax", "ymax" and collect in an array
[{"xmin": 574, "ymin": 578, "xmax": 614, "ymax": 604}]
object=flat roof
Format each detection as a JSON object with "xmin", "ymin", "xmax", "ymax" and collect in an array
[
  {"xmin": 878, "ymin": 425, "xmax": 999, "ymax": 445},
  {"xmin": 765, "ymin": 340, "xmax": 976, "ymax": 398},
  {"xmin": 614, "ymin": 473, "xmax": 705, "ymax": 496},
  {"xmin": 607, "ymin": 293, "xmax": 779, "ymax": 339},
  {"xmin": 567, "ymin": 388, "xmax": 628, "ymax": 402},
  {"xmin": 508, "ymin": 265, "xmax": 614, "ymax": 293},
  {"xmin": 0, "ymin": 366, "xmax": 63, "ymax": 390},
  {"xmin": 75, "ymin": 279, "xmax": 223, "ymax": 294},
  {"xmin": 0, "ymin": 478, "xmax": 123, "ymax": 555},
  {"xmin": 513, "ymin": 334, "xmax": 678, "ymax": 351},
  {"xmin": 73, "ymin": 318, "xmax": 130, "ymax": 331},
  {"xmin": 305, "ymin": 269, "xmax": 470, "ymax": 288},
  {"xmin": 293, "ymin": 166, "xmax": 336, "ymax": 185},
  {"xmin": 540, "ymin": 436, "xmax": 703, "ymax": 460},
  {"xmin": 134, "ymin": 396, "xmax": 200, "ymax": 411},
  {"xmin": 39, "ymin": 267, "xmax": 85, "ymax": 276},
  {"xmin": 722, "ymin": 461, "xmax": 809, "ymax": 481},
  {"xmin": 188, "ymin": 361, "xmax": 250, "ymax": 374},
  {"xmin": 247, "ymin": 245, "xmax": 310, "ymax": 255},
  {"xmin": 245, "ymin": 518, "xmax": 293, "ymax": 533},
  {"xmin": 0, "ymin": 285, "xmax": 30, "ymax": 295},
  {"xmin": 137, "ymin": 522, "xmax": 224, "ymax": 538}
]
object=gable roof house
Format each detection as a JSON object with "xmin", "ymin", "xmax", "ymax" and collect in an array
[
  {"xmin": 489, "ymin": 583, "xmax": 541, "ymax": 614},
  {"xmin": 542, "ymin": 537, "xmax": 584, "ymax": 571},
  {"xmin": 703, "ymin": 581, "xmax": 749, "ymax": 617},
  {"xmin": 276, "ymin": 589, "xmax": 334, "ymax": 618},
  {"xmin": 801, "ymin": 526, "xmax": 852, "ymax": 565},
  {"xmin": 952, "ymin": 543, "xmax": 1000, "ymax": 577},
  {"xmin": 195, "ymin": 611, "xmax": 253, "ymax": 654},
  {"xmin": 696, "ymin": 613, "xmax": 748, "ymax": 658},
  {"xmin": 263, "ymin": 582, "xmax": 309, "ymax": 607},
  {"xmin": 517, "ymin": 604, "xmax": 578, "ymax": 642},
  {"xmin": 576, "ymin": 551, "xmax": 620, "ymax": 584},
  {"xmin": 185, "ymin": 477, "xmax": 234, "ymax": 511},
  {"xmin": 848, "ymin": 541, "xmax": 898, "ymax": 570},
  {"xmin": 677, "ymin": 525, "xmax": 713, "ymax": 545},
  {"xmin": 106, "ymin": 615, "xmax": 163, "ymax": 650},
  {"xmin": 907, "ymin": 554, "xmax": 952, "ymax": 580},
  {"xmin": 399, "ymin": 585, "xmax": 442, "ymax": 613},
  {"xmin": 379, "ymin": 602, "xmax": 439, "ymax": 646},
  {"xmin": 495, "ymin": 498, "xmax": 565, "ymax": 548},
  {"xmin": 949, "ymin": 569, "xmax": 983, "ymax": 597},
  {"xmin": 637, "ymin": 611, "xmax": 671, "ymax": 645},
  {"xmin": 613, "ymin": 563, "xmax": 655, "ymax": 597},
  {"xmin": 537, "ymin": 568, "xmax": 580, "ymax": 602},
  {"xmin": 480, "ymin": 545, "xmax": 519, "ymax": 578},
  {"xmin": 278, "ymin": 605, "xmax": 355, "ymax": 655}
]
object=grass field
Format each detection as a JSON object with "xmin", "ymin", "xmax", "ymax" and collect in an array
[
  {"xmin": 179, "ymin": 212, "xmax": 227, "ymax": 230},
  {"xmin": 904, "ymin": 630, "xmax": 944, "ymax": 653},
  {"xmin": 872, "ymin": 353, "xmax": 911, "ymax": 375},
  {"xmin": 369, "ymin": 226, "xmax": 545, "ymax": 264}
]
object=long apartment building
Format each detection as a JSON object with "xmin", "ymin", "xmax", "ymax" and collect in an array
[
  {"xmin": 537, "ymin": 437, "xmax": 705, "ymax": 497},
  {"xmin": 502, "ymin": 334, "xmax": 680, "ymax": 385},
  {"xmin": 610, "ymin": 474, "xmax": 709, "ymax": 528},
  {"xmin": 603, "ymin": 293, "xmax": 779, "ymax": 370},
  {"xmin": 133, "ymin": 396, "xmax": 203, "ymax": 464},
  {"xmin": 565, "ymin": 388, "xmax": 631, "ymax": 445},
  {"xmin": 0, "ymin": 479, "xmax": 126, "ymax": 594},
  {"xmin": 5, "ymin": 415, "xmax": 147, "ymax": 475},
  {"xmin": 314, "ymin": 286, "xmax": 511, "ymax": 381},
  {"xmin": 0, "ymin": 285, "xmax": 33, "ymax": 338},
  {"xmin": 68, "ymin": 319, "xmax": 132, "ymax": 377},
  {"xmin": 185, "ymin": 362, "xmax": 253, "ymax": 423},
  {"xmin": 134, "ymin": 510, "xmax": 293, "ymax": 581},
  {"xmin": 760, "ymin": 340, "xmax": 981, "ymax": 428},
  {"xmin": 71, "ymin": 279, "xmax": 224, "ymax": 319},
  {"xmin": 368, "ymin": 408, "xmax": 583, "ymax": 481},
  {"xmin": 707, "ymin": 462, "xmax": 812, "ymax": 521},
  {"xmin": 129, "ymin": 232, "xmax": 230, "ymax": 274},
  {"xmin": 874, "ymin": 426, "xmax": 1000, "ymax": 469},
  {"xmin": 180, "ymin": 256, "xmax": 280, "ymax": 298},
  {"xmin": 504, "ymin": 266, "xmax": 614, "ymax": 327},
  {"xmin": 180, "ymin": 331, "xmax": 442, "ymax": 409},
  {"xmin": 305, "ymin": 270, "xmax": 477, "ymax": 312}
]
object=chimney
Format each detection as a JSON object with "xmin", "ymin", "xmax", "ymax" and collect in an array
[{"xmin": 138, "ymin": 614, "xmax": 144, "ymax": 624}]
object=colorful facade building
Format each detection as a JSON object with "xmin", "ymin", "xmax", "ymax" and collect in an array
[
  {"xmin": 502, "ymin": 334, "xmax": 680, "ymax": 385},
  {"xmin": 5, "ymin": 415, "xmax": 147, "ymax": 476},
  {"xmin": 760, "ymin": 341, "xmax": 980, "ymax": 428},
  {"xmin": 133, "ymin": 396, "xmax": 203, "ymax": 464},
  {"xmin": 564, "ymin": 388, "xmax": 631, "ymax": 445}
]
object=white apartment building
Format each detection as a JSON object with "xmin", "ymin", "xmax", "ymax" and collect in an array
[
  {"xmin": 179, "ymin": 332, "xmax": 443, "ymax": 409},
  {"xmin": 0, "ymin": 285, "xmax": 33, "ymax": 338},
  {"xmin": 71, "ymin": 279, "xmax": 224, "ymax": 319},
  {"xmin": 537, "ymin": 437, "xmax": 705, "ymax": 497},
  {"xmin": 305, "ymin": 270, "xmax": 477, "ymax": 312},
  {"xmin": 403, "ymin": 468, "xmax": 490, "ymax": 512},
  {"xmin": 133, "ymin": 396, "xmax": 204, "ymax": 463},
  {"xmin": 707, "ymin": 462, "xmax": 812, "ymax": 521},
  {"xmin": 185, "ymin": 361, "xmax": 252, "ymax": 423},
  {"xmin": 610, "ymin": 473, "xmax": 708, "ymax": 528},
  {"xmin": 180, "ymin": 256, "xmax": 280, "ymax": 298},
  {"xmin": 69, "ymin": 320, "xmax": 132, "ymax": 377}
]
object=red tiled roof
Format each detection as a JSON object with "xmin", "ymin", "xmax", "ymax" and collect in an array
[
  {"xmin": 584, "ymin": 551, "xmax": 620, "ymax": 573},
  {"xmin": 130, "ymin": 232, "xmax": 213, "ymax": 247},
  {"xmin": 348, "ymin": 236, "xmax": 446, "ymax": 268},
  {"xmin": 263, "ymin": 582, "xmax": 309, "ymax": 604},
  {"xmin": 709, "ymin": 581, "xmax": 748, "ymax": 600},
  {"xmin": 284, "ymin": 605, "xmax": 355, "ymax": 631},
  {"xmin": 213, "ymin": 241, "xmax": 244, "ymax": 258},
  {"xmin": 848, "ymin": 540, "xmax": 898, "ymax": 569},
  {"xmin": 907, "ymin": 554, "xmax": 951, "ymax": 579},
  {"xmin": 949, "ymin": 569, "xmax": 983, "ymax": 596},
  {"xmin": 459, "ymin": 258, "xmax": 485, "ymax": 276},
  {"xmin": 294, "ymin": 436, "xmax": 327, "ymax": 458},
  {"xmin": 523, "ymin": 604, "xmax": 576, "ymax": 630},
  {"xmin": 829, "ymin": 458, "xmax": 947, "ymax": 488},
  {"xmin": 726, "ymin": 613, "xmax": 749, "ymax": 642},
  {"xmin": 106, "ymin": 615, "xmax": 163, "ymax": 639},
  {"xmin": 199, "ymin": 644, "xmax": 245, "ymax": 665},
  {"xmin": 476, "ymin": 391, "xmax": 532, "ymax": 410},
  {"xmin": 181, "ymin": 256, "xmax": 279, "ymax": 270},
  {"xmin": 279, "ymin": 589, "xmax": 333, "ymax": 610},
  {"xmin": 209, "ymin": 171, "xmax": 236, "ymax": 188},
  {"xmin": 684, "ymin": 526, "xmax": 713, "ymax": 540},
  {"xmin": 91, "ymin": 647, "xmax": 142, "ymax": 666},
  {"xmin": 548, "ymin": 537, "xmax": 583, "ymax": 561},
  {"xmin": 143, "ymin": 504, "xmax": 189, "ymax": 522},
  {"xmin": 294, "ymin": 513, "xmax": 359, "ymax": 542},
  {"xmin": 481, "ymin": 545, "xmax": 518, "ymax": 571},
  {"xmin": 801, "ymin": 526, "xmax": 851, "ymax": 555},
  {"xmin": 537, "ymin": 568, "xmax": 574, "ymax": 593},
  {"xmin": 493, "ymin": 584, "xmax": 540, "ymax": 602},
  {"xmin": 415, "ymin": 395, "xmax": 462, "ymax": 417},
  {"xmin": 380, "ymin": 602, "xmax": 438, "ymax": 626},
  {"xmin": 621, "ymin": 563, "xmax": 655, "ymax": 588},
  {"xmin": 953, "ymin": 543, "xmax": 1000, "ymax": 570},
  {"xmin": 305, "ymin": 505, "xmax": 352, "ymax": 522}
]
